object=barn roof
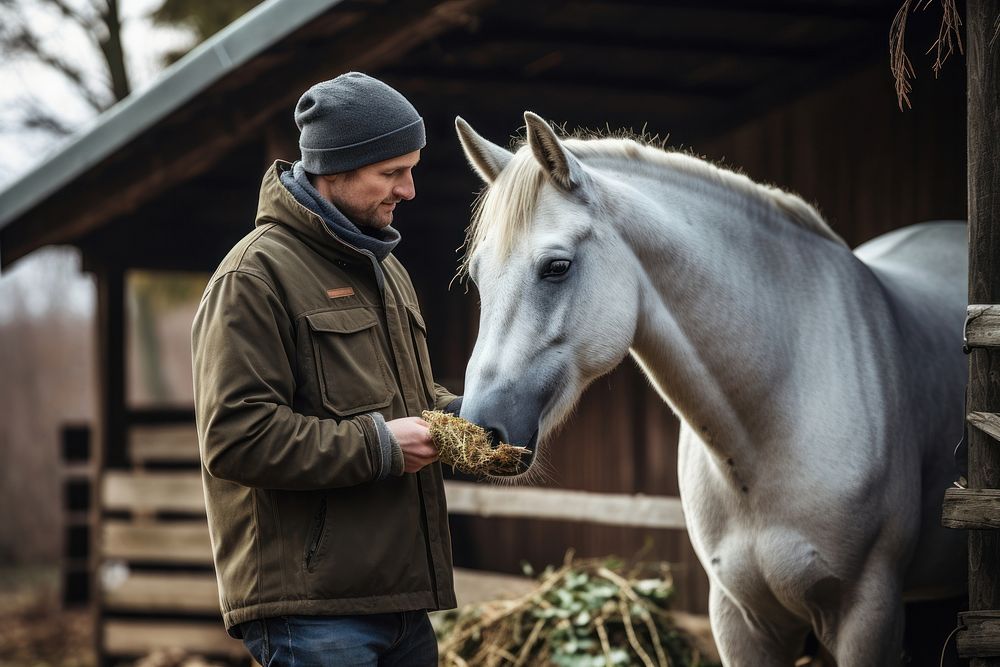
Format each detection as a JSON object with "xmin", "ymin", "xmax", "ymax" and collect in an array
[{"xmin": 0, "ymin": 0, "xmax": 909, "ymax": 271}]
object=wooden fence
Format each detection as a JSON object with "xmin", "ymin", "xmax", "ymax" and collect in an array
[{"xmin": 63, "ymin": 421, "xmax": 689, "ymax": 665}]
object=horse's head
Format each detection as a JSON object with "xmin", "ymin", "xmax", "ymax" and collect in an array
[{"xmin": 455, "ymin": 112, "xmax": 641, "ymax": 474}]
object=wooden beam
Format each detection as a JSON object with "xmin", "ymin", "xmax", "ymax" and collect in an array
[
  {"xmin": 103, "ymin": 471, "xmax": 205, "ymax": 514},
  {"xmin": 943, "ymin": 488, "xmax": 1000, "ymax": 530},
  {"xmin": 129, "ymin": 424, "xmax": 200, "ymax": 464},
  {"xmin": 967, "ymin": 305, "xmax": 1000, "ymax": 349},
  {"xmin": 104, "ymin": 620, "xmax": 245, "ymax": 659},
  {"xmin": 970, "ymin": 412, "xmax": 1000, "ymax": 443},
  {"xmin": 547, "ymin": 0, "xmax": 894, "ymax": 22},
  {"xmin": 959, "ymin": 611, "xmax": 1000, "ymax": 658},
  {"xmin": 444, "ymin": 481, "xmax": 686, "ymax": 529},
  {"xmin": 103, "ymin": 571, "xmax": 220, "ymax": 614},
  {"xmin": 452, "ymin": 567, "xmax": 534, "ymax": 606},
  {"xmin": 95, "ymin": 263, "xmax": 126, "ymax": 470},
  {"xmin": 384, "ymin": 67, "xmax": 747, "ymax": 103},
  {"xmin": 100, "ymin": 567, "xmax": 540, "ymax": 614},
  {"xmin": 76, "ymin": 144, "xmax": 263, "ymax": 272},
  {"xmin": 966, "ymin": 5, "xmax": 1000, "ymax": 666},
  {"xmin": 102, "ymin": 520, "xmax": 213, "ymax": 564},
  {"xmin": 413, "ymin": 32, "xmax": 825, "ymax": 67},
  {"xmin": 97, "ymin": 470, "xmax": 687, "ymax": 529},
  {"xmin": 388, "ymin": 73, "xmax": 726, "ymax": 116},
  {"xmin": 127, "ymin": 407, "xmax": 196, "ymax": 424}
]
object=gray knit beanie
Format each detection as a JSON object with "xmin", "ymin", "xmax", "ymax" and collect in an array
[{"xmin": 294, "ymin": 72, "xmax": 425, "ymax": 174}]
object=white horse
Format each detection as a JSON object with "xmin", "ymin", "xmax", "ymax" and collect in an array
[{"xmin": 454, "ymin": 111, "xmax": 967, "ymax": 665}]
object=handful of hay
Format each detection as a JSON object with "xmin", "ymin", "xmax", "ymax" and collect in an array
[
  {"xmin": 434, "ymin": 553, "xmax": 720, "ymax": 667},
  {"xmin": 422, "ymin": 410, "xmax": 531, "ymax": 477}
]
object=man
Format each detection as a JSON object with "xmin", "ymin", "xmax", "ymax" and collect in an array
[{"xmin": 192, "ymin": 72, "xmax": 461, "ymax": 666}]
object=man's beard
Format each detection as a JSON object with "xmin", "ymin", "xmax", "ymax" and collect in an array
[
  {"xmin": 338, "ymin": 203, "xmax": 388, "ymax": 231},
  {"xmin": 354, "ymin": 210, "xmax": 391, "ymax": 231}
]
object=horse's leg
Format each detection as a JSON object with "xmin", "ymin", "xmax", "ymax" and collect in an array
[
  {"xmin": 829, "ymin": 564, "xmax": 904, "ymax": 667},
  {"xmin": 709, "ymin": 585, "xmax": 806, "ymax": 666}
]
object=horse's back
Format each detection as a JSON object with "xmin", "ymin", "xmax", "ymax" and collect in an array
[{"xmin": 853, "ymin": 221, "xmax": 967, "ymax": 305}]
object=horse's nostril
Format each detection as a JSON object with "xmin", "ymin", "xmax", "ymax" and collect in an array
[{"xmin": 486, "ymin": 426, "xmax": 508, "ymax": 447}]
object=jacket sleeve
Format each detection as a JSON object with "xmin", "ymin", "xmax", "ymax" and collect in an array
[
  {"xmin": 433, "ymin": 384, "xmax": 462, "ymax": 414},
  {"xmin": 192, "ymin": 269, "xmax": 382, "ymax": 490}
]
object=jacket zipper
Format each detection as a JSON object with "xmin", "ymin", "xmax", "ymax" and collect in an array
[
  {"xmin": 415, "ymin": 474, "xmax": 440, "ymax": 608},
  {"xmin": 304, "ymin": 500, "xmax": 327, "ymax": 570}
]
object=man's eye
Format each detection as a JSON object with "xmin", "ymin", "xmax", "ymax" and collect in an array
[{"xmin": 542, "ymin": 260, "xmax": 571, "ymax": 278}]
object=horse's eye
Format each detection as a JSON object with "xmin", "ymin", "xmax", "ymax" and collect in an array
[{"xmin": 542, "ymin": 259, "xmax": 571, "ymax": 278}]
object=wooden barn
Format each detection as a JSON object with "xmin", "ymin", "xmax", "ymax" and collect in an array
[{"xmin": 0, "ymin": 0, "xmax": 992, "ymax": 663}]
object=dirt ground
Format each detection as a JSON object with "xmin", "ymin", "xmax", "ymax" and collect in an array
[{"xmin": 0, "ymin": 565, "xmax": 95, "ymax": 667}]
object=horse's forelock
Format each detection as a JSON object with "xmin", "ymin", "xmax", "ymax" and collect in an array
[{"xmin": 461, "ymin": 147, "xmax": 547, "ymax": 277}]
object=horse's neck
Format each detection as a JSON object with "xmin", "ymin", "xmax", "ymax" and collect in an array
[{"xmin": 615, "ymin": 168, "xmax": 886, "ymax": 463}]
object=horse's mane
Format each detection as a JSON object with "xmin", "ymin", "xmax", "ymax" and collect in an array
[{"xmin": 461, "ymin": 131, "xmax": 846, "ymax": 276}]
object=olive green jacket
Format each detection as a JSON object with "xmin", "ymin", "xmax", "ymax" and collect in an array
[{"xmin": 192, "ymin": 160, "xmax": 458, "ymax": 637}]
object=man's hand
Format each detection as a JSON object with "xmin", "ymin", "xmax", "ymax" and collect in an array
[{"xmin": 386, "ymin": 417, "xmax": 438, "ymax": 473}]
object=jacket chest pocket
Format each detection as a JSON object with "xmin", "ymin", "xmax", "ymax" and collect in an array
[
  {"xmin": 405, "ymin": 304, "xmax": 436, "ymax": 405},
  {"xmin": 305, "ymin": 309, "xmax": 394, "ymax": 418}
]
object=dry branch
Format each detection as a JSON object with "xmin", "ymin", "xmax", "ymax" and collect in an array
[{"xmin": 436, "ymin": 555, "xmax": 718, "ymax": 666}]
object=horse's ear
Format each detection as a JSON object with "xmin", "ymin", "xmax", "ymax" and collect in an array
[
  {"xmin": 455, "ymin": 116, "xmax": 513, "ymax": 184},
  {"xmin": 524, "ymin": 111, "xmax": 586, "ymax": 191}
]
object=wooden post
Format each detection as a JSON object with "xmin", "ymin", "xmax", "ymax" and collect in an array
[
  {"xmin": 967, "ymin": 1, "xmax": 1000, "ymax": 664},
  {"xmin": 96, "ymin": 263, "xmax": 127, "ymax": 469},
  {"xmin": 93, "ymin": 261, "xmax": 126, "ymax": 667},
  {"xmin": 61, "ymin": 424, "xmax": 93, "ymax": 608}
]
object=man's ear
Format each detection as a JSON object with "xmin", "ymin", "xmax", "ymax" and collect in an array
[{"xmin": 311, "ymin": 172, "xmax": 339, "ymax": 200}]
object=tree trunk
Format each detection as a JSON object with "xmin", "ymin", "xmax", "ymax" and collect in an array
[{"xmin": 97, "ymin": 0, "xmax": 130, "ymax": 102}]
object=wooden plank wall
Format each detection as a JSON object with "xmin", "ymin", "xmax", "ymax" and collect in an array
[
  {"xmin": 699, "ymin": 60, "xmax": 967, "ymax": 248},
  {"xmin": 402, "ymin": 59, "xmax": 967, "ymax": 616}
]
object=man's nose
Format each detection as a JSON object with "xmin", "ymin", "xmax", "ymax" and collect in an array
[{"xmin": 394, "ymin": 173, "xmax": 416, "ymax": 201}]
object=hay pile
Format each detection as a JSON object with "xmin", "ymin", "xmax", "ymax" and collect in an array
[
  {"xmin": 423, "ymin": 410, "xmax": 531, "ymax": 477},
  {"xmin": 435, "ymin": 554, "xmax": 720, "ymax": 667}
]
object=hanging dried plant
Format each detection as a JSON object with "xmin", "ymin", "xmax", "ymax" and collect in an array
[{"xmin": 890, "ymin": 0, "xmax": 964, "ymax": 110}]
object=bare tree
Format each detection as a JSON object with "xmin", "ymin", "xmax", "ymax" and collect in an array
[
  {"xmin": 0, "ymin": 0, "xmax": 262, "ymax": 139},
  {"xmin": 0, "ymin": 0, "xmax": 131, "ymax": 136}
]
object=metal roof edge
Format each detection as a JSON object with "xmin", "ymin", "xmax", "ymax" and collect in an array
[{"xmin": 0, "ymin": 0, "xmax": 344, "ymax": 231}]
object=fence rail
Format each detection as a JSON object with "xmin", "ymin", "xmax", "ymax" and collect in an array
[{"xmin": 101, "ymin": 470, "xmax": 688, "ymax": 529}]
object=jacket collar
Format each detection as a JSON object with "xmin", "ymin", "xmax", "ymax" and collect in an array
[{"xmin": 254, "ymin": 160, "xmax": 375, "ymax": 266}]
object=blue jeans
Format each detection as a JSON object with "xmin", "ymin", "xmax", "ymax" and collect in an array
[{"xmin": 239, "ymin": 611, "xmax": 438, "ymax": 666}]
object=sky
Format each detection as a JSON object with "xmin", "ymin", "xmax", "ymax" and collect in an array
[{"xmin": 0, "ymin": 0, "xmax": 195, "ymax": 321}]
